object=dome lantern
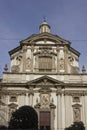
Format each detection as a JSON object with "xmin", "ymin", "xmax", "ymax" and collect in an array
[{"xmin": 39, "ymin": 19, "xmax": 50, "ymax": 33}]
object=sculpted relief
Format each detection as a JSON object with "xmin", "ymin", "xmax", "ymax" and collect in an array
[
  {"xmin": 73, "ymin": 107, "xmax": 81, "ymax": 122},
  {"xmin": 26, "ymin": 57, "xmax": 32, "ymax": 70},
  {"xmin": 11, "ymin": 55, "xmax": 22, "ymax": 72},
  {"xmin": 41, "ymin": 94, "xmax": 50, "ymax": 108},
  {"xmin": 11, "ymin": 65, "xmax": 20, "ymax": 72}
]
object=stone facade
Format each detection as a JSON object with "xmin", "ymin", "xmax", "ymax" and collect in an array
[{"xmin": 0, "ymin": 20, "xmax": 87, "ymax": 130}]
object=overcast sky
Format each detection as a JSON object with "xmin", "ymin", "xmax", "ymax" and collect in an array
[{"xmin": 0, "ymin": 0, "xmax": 87, "ymax": 76}]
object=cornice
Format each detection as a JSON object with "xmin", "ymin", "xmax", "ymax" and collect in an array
[
  {"xmin": 69, "ymin": 47, "xmax": 80, "ymax": 57},
  {"xmin": 9, "ymin": 46, "xmax": 21, "ymax": 56},
  {"xmin": 2, "ymin": 71, "xmax": 87, "ymax": 75},
  {"xmin": 64, "ymin": 90, "xmax": 87, "ymax": 96},
  {"xmin": 56, "ymin": 89, "xmax": 87, "ymax": 96},
  {"xmin": 20, "ymin": 32, "xmax": 71, "ymax": 45}
]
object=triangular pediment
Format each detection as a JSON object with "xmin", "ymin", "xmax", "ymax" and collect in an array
[
  {"xmin": 20, "ymin": 32, "xmax": 71, "ymax": 45},
  {"xmin": 27, "ymin": 75, "xmax": 64, "ymax": 87}
]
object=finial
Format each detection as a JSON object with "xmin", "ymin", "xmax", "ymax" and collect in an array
[
  {"xmin": 82, "ymin": 65, "xmax": 86, "ymax": 73},
  {"xmin": 43, "ymin": 15, "xmax": 46, "ymax": 22},
  {"xmin": 4, "ymin": 64, "xmax": 8, "ymax": 72}
]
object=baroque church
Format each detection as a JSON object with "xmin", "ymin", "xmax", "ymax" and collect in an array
[{"xmin": 0, "ymin": 20, "xmax": 87, "ymax": 130}]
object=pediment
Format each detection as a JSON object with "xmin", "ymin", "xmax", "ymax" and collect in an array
[
  {"xmin": 27, "ymin": 75, "xmax": 64, "ymax": 87},
  {"xmin": 20, "ymin": 32, "xmax": 71, "ymax": 45},
  {"xmin": 8, "ymin": 103, "xmax": 18, "ymax": 108}
]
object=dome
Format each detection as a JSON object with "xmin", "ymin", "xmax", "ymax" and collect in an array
[{"xmin": 39, "ymin": 20, "xmax": 51, "ymax": 33}]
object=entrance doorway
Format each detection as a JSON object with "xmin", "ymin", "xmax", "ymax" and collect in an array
[{"xmin": 40, "ymin": 111, "xmax": 50, "ymax": 130}]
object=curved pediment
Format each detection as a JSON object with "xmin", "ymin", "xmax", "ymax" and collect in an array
[
  {"xmin": 27, "ymin": 75, "xmax": 64, "ymax": 87},
  {"xmin": 8, "ymin": 103, "xmax": 18, "ymax": 108},
  {"xmin": 20, "ymin": 32, "xmax": 71, "ymax": 45}
]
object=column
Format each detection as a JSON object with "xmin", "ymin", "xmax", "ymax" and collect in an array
[
  {"xmin": 29, "ymin": 87, "xmax": 34, "ymax": 106},
  {"xmin": 57, "ymin": 94, "xmax": 62, "ymax": 130},
  {"xmin": 25, "ymin": 92, "xmax": 29, "ymax": 105},
  {"xmin": 29, "ymin": 94, "xmax": 33, "ymax": 106},
  {"xmin": 61, "ymin": 90, "xmax": 65, "ymax": 130},
  {"xmin": 81, "ymin": 95, "xmax": 85, "ymax": 123},
  {"xmin": 84, "ymin": 95, "xmax": 87, "ymax": 130}
]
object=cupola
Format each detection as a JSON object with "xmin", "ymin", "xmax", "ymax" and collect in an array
[{"xmin": 39, "ymin": 19, "xmax": 50, "ymax": 33}]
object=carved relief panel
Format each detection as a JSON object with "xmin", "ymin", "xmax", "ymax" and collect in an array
[{"xmin": 40, "ymin": 94, "xmax": 50, "ymax": 108}]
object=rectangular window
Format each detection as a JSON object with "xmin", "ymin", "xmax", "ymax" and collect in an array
[
  {"xmin": 10, "ymin": 96, "xmax": 17, "ymax": 102},
  {"xmin": 39, "ymin": 56, "xmax": 52, "ymax": 72}
]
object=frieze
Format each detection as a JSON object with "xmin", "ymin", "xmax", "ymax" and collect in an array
[
  {"xmin": 64, "ymin": 90, "xmax": 86, "ymax": 96},
  {"xmin": 2, "ymin": 90, "xmax": 27, "ymax": 96},
  {"xmin": 39, "ymin": 87, "xmax": 52, "ymax": 93},
  {"xmin": 56, "ymin": 89, "xmax": 87, "ymax": 96}
]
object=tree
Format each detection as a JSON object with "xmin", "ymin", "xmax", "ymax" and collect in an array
[
  {"xmin": 8, "ymin": 105, "xmax": 38, "ymax": 130},
  {"xmin": 65, "ymin": 121, "xmax": 85, "ymax": 130},
  {"xmin": 0, "ymin": 125, "xmax": 7, "ymax": 130}
]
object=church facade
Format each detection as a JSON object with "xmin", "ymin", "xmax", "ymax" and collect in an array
[{"xmin": 0, "ymin": 20, "xmax": 87, "ymax": 130}]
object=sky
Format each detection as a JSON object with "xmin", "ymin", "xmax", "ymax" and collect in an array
[{"xmin": 0, "ymin": 0, "xmax": 87, "ymax": 76}]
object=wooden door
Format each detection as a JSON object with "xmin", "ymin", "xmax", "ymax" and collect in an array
[{"xmin": 40, "ymin": 111, "xmax": 50, "ymax": 130}]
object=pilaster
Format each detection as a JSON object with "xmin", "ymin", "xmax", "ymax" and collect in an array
[
  {"xmin": 64, "ymin": 46, "xmax": 68, "ymax": 73},
  {"xmin": 56, "ymin": 46, "xmax": 60, "ymax": 72},
  {"xmin": 22, "ymin": 45, "xmax": 27, "ymax": 72}
]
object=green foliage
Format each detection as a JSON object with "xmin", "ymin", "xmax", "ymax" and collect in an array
[
  {"xmin": 65, "ymin": 121, "xmax": 85, "ymax": 130},
  {"xmin": 8, "ymin": 105, "xmax": 38, "ymax": 130}
]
